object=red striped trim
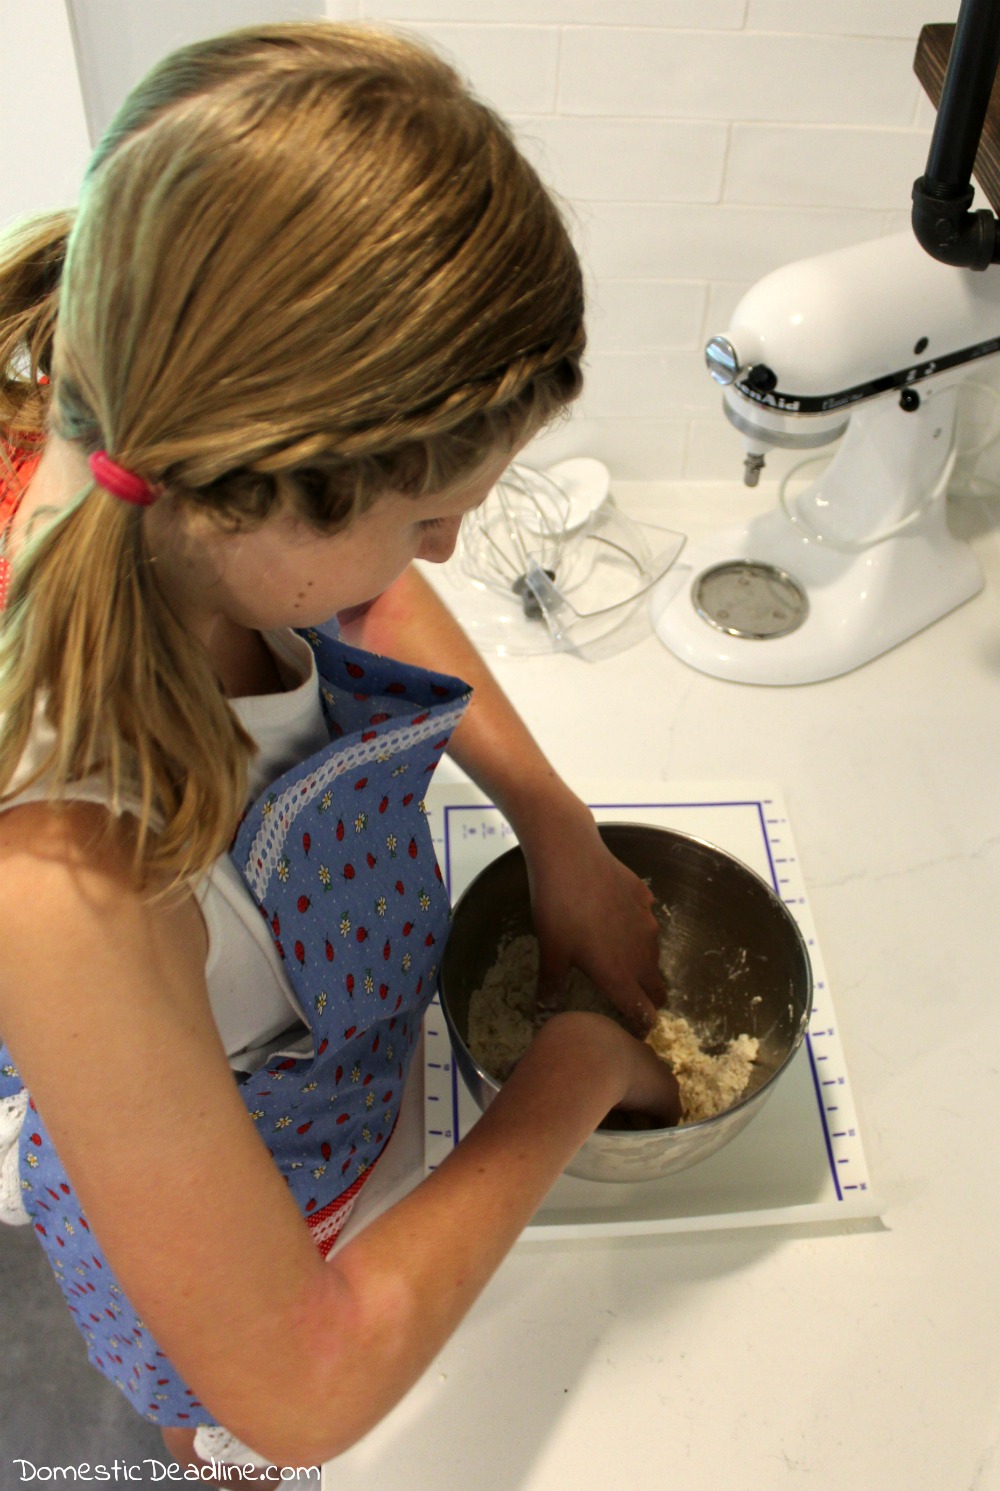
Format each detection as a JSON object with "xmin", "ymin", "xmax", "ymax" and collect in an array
[
  {"xmin": 305, "ymin": 1165, "xmax": 377, "ymax": 1258},
  {"xmin": 304, "ymin": 1114, "xmax": 399, "ymax": 1258}
]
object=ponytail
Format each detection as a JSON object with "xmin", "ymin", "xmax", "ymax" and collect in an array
[
  {"xmin": 0, "ymin": 487, "xmax": 256, "ymax": 891},
  {"xmin": 0, "ymin": 210, "xmax": 255, "ymax": 891}
]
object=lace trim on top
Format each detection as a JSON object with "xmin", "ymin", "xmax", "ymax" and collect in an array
[
  {"xmin": 242, "ymin": 700, "xmax": 466, "ymax": 901},
  {"xmin": 192, "ymin": 1426, "xmax": 272, "ymax": 1468},
  {"xmin": 0, "ymin": 1092, "xmax": 31, "ymax": 1224}
]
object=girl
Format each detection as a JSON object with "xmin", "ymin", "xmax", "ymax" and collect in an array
[{"xmin": 0, "ymin": 23, "xmax": 679, "ymax": 1478}]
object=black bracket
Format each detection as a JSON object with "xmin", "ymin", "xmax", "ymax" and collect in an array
[{"xmin": 911, "ymin": 0, "xmax": 1000, "ymax": 270}]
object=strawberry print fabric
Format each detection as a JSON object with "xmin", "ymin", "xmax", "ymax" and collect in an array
[
  {"xmin": 231, "ymin": 628, "xmax": 470, "ymax": 1253},
  {"xmin": 0, "ymin": 627, "xmax": 470, "ymax": 1426}
]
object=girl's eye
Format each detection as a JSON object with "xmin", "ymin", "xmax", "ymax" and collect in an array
[{"xmin": 419, "ymin": 517, "xmax": 450, "ymax": 531}]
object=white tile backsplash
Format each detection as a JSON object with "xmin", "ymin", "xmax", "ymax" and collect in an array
[
  {"xmin": 913, "ymin": 90, "xmax": 941, "ymax": 132},
  {"xmin": 586, "ymin": 279, "xmax": 707, "ymax": 353},
  {"xmin": 746, "ymin": 1, "xmax": 960, "ymax": 40},
  {"xmin": 391, "ymin": 22, "xmax": 560, "ymax": 113},
  {"xmin": 11, "ymin": 2, "xmax": 983, "ymax": 484},
  {"xmin": 724, "ymin": 125, "xmax": 934, "ymax": 209},
  {"xmin": 578, "ymin": 351, "xmax": 719, "ymax": 422},
  {"xmin": 558, "ymin": 30, "xmax": 919, "ymax": 126},
  {"xmin": 361, "ymin": 1, "xmax": 747, "ymax": 26},
  {"xmin": 523, "ymin": 416, "xmax": 689, "ymax": 481},
  {"xmin": 1, "ymin": 1, "xmax": 90, "ymax": 227},
  {"xmin": 513, "ymin": 117, "xmax": 729, "ymax": 203},
  {"xmin": 704, "ymin": 282, "xmax": 753, "ymax": 343},
  {"xmin": 579, "ymin": 203, "xmax": 887, "ymax": 282},
  {"xmin": 882, "ymin": 208, "xmax": 917, "ymax": 236}
]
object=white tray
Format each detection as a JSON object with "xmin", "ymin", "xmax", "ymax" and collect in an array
[{"xmin": 423, "ymin": 781, "xmax": 878, "ymax": 1239}]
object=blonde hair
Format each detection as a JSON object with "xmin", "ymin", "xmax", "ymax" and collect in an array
[{"xmin": 0, "ymin": 22, "xmax": 584, "ymax": 890}]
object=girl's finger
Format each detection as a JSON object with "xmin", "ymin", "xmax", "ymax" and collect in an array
[
  {"xmin": 536, "ymin": 944, "xmax": 571, "ymax": 1014},
  {"xmin": 612, "ymin": 980, "xmax": 660, "ymax": 1035},
  {"xmin": 641, "ymin": 968, "xmax": 669, "ymax": 1013}
]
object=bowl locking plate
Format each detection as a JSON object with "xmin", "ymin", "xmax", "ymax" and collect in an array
[{"xmin": 693, "ymin": 560, "xmax": 809, "ymax": 640}]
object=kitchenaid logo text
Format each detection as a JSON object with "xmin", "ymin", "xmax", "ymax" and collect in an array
[
  {"xmin": 736, "ymin": 384, "xmax": 804, "ymax": 414},
  {"xmin": 10, "ymin": 1461, "xmax": 320, "ymax": 1483},
  {"xmin": 736, "ymin": 331, "xmax": 1000, "ymax": 415},
  {"xmin": 735, "ymin": 386, "xmax": 802, "ymax": 412}
]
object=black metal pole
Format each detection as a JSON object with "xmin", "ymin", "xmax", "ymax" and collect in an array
[{"xmin": 912, "ymin": 0, "xmax": 1000, "ymax": 269}]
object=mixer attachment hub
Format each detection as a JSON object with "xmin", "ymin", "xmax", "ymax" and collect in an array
[
  {"xmin": 692, "ymin": 561, "xmax": 809, "ymax": 641},
  {"xmin": 742, "ymin": 451, "xmax": 767, "ymax": 487},
  {"xmin": 512, "ymin": 568, "xmax": 556, "ymax": 620}
]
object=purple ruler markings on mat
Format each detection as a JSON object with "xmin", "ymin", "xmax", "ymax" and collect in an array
[{"xmin": 422, "ymin": 782, "xmax": 872, "ymax": 1222}]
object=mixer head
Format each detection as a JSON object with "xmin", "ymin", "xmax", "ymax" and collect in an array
[{"xmin": 703, "ymin": 229, "xmax": 1000, "ymax": 486}]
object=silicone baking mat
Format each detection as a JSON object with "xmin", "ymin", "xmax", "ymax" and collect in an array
[{"xmin": 423, "ymin": 780, "xmax": 878, "ymax": 1238}]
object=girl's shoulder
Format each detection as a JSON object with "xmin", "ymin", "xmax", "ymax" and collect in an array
[
  {"xmin": 0, "ymin": 798, "xmax": 208, "ymax": 1069},
  {"xmin": 0, "ymin": 798, "xmax": 175, "ymax": 931},
  {"xmin": 0, "ymin": 793, "xmax": 131, "ymax": 862},
  {"xmin": 0, "ymin": 797, "xmax": 195, "ymax": 929}
]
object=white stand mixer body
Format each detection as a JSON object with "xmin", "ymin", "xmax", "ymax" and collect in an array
[{"xmin": 653, "ymin": 232, "xmax": 994, "ymax": 685}]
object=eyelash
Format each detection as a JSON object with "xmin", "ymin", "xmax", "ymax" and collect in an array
[{"xmin": 419, "ymin": 517, "xmax": 450, "ymax": 531}]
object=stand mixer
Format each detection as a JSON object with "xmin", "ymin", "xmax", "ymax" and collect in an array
[{"xmin": 652, "ymin": 230, "xmax": 1000, "ymax": 684}]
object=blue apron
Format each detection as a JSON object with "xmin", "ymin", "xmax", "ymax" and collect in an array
[{"xmin": 0, "ymin": 628, "xmax": 469, "ymax": 1426}]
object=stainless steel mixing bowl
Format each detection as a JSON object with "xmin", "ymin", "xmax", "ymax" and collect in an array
[{"xmin": 439, "ymin": 822, "xmax": 813, "ymax": 1183}]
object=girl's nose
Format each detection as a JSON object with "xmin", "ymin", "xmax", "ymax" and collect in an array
[{"xmin": 417, "ymin": 517, "xmax": 463, "ymax": 564}]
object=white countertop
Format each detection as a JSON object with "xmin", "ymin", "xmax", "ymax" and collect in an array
[{"xmin": 325, "ymin": 480, "xmax": 1000, "ymax": 1491}]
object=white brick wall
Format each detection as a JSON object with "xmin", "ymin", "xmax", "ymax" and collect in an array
[
  {"xmin": 328, "ymin": 0, "xmax": 973, "ymax": 480},
  {"xmin": 0, "ymin": 2, "xmax": 90, "ymax": 229},
  {"xmin": 9, "ymin": 2, "xmax": 991, "ymax": 484}
]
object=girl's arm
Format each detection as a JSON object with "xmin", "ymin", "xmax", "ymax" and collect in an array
[
  {"xmin": 339, "ymin": 566, "xmax": 667, "ymax": 1030},
  {"xmin": 0, "ymin": 801, "xmax": 678, "ymax": 1468}
]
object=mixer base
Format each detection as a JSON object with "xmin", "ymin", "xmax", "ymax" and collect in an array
[{"xmin": 650, "ymin": 500, "xmax": 983, "ymax": 685}]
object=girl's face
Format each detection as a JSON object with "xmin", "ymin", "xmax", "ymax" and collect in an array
[{"xmin": 157, "ymin": 448, "xmax": 515, "ymax": 633}]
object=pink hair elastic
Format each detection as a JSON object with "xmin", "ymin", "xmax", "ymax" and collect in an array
[{"xmin": 88, "ymin": 449, "xmax": 158, "ymax": 507}]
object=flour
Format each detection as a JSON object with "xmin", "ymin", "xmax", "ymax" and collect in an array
[{"xmin": 466, "ymin": 932, "xmax": 759, "ymax": 1126}]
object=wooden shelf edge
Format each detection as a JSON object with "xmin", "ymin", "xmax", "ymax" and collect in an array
[{"xmin": 915, "ymin": 21, "xmax": 1000, "ymax": 214}]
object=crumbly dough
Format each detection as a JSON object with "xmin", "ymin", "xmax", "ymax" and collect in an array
[
  {"xmin": 466, "ymin": 932, "xmax": 759, "ymax": 1126},
  {"xmin": 643, "ymin": 1011, "xmax": 758, "ymax": 1124}
]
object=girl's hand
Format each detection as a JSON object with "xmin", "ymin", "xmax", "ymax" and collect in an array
[
  {"xmin": 516, "ymin": 789, "xmax": 668, "ymax": 1035},
  {"xmin": 532, "ymin": 1011, "xmax": 681, "ymax": 1128}
]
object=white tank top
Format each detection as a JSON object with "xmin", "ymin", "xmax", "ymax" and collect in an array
[{"xmin": 1, "ymin": 628, "xmax": 329, "ymax": 1071}]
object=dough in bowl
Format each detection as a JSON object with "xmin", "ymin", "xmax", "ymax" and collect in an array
[{"xmin": 467, "ymin": 931, "xmax": 759, "ymax": 1126}]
